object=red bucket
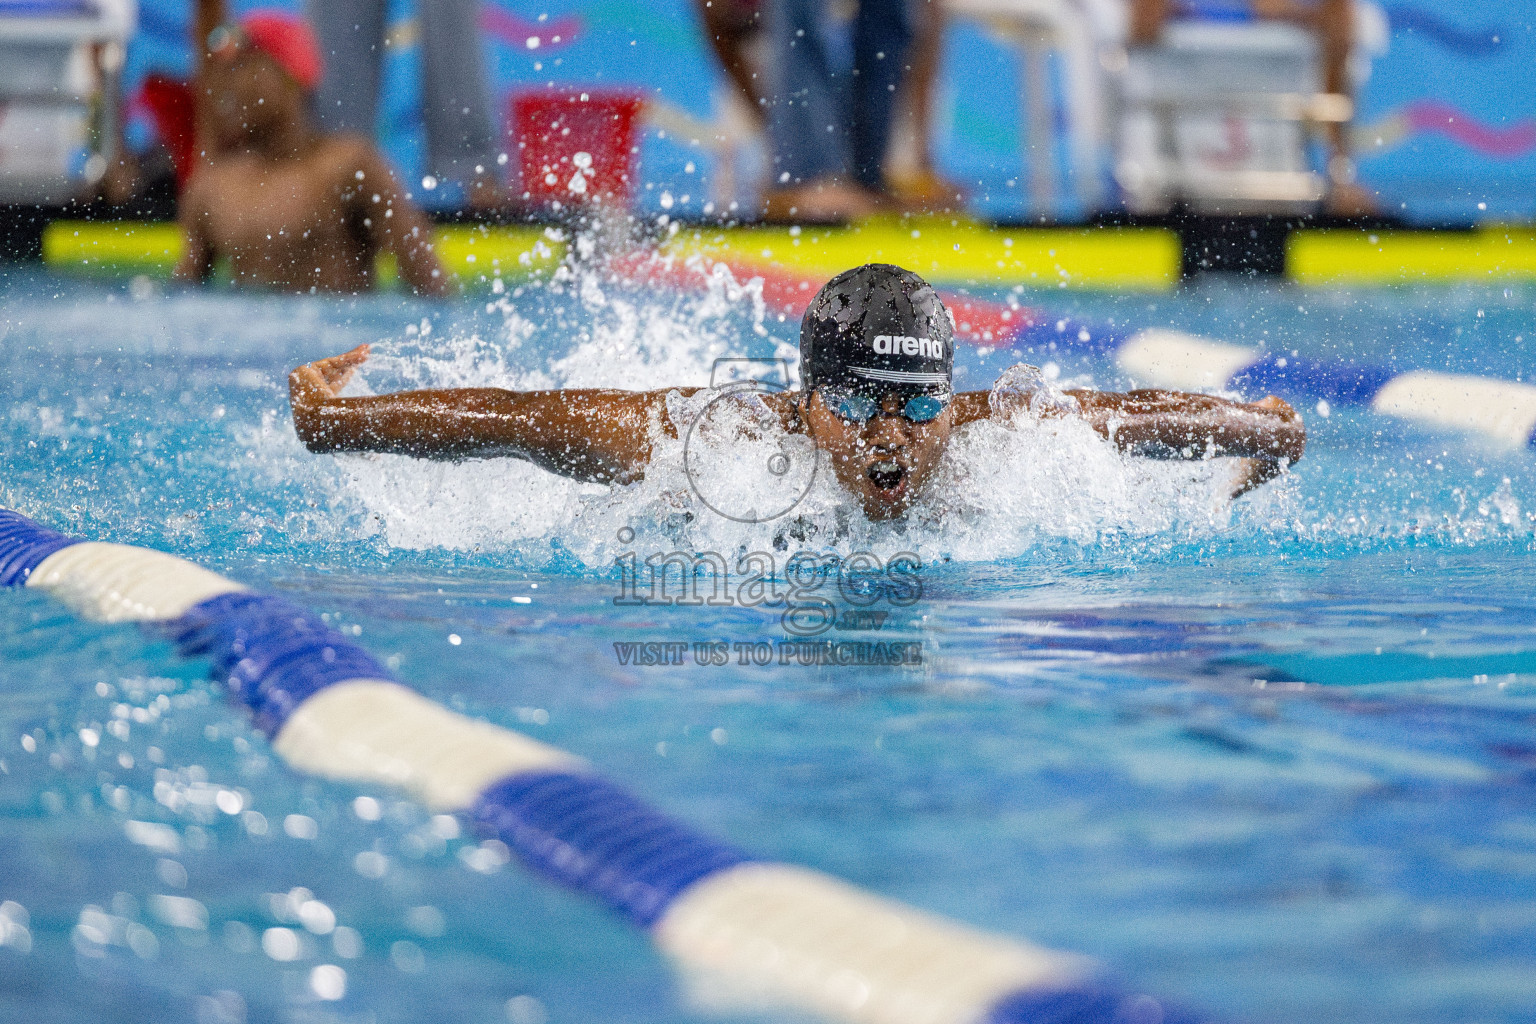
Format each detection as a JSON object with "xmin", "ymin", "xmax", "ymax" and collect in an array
[{"xmin": 510, "ymin": 90, "xmax": 644, "ymax": 208}]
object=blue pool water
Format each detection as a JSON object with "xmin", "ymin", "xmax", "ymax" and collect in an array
[{"xmin": 2, "ymin": 261, "xmax": 1535, "ymax": 1023}]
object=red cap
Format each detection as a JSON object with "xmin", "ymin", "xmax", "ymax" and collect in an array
[{"xmin": 238, "ymin": 10, "xmax": 324, "ymax": 92}]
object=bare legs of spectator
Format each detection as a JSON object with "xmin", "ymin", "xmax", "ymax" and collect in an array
[
  {"xmin": 1248, "ymin": 0, "xmax": 1365, "ymax": 209},
  {"xmin": 695, "ymin": 0, "xmax": 767, "ymax": 121},
  {"xmin": 884, "ymin": 0, "xmax": 964, "ymax": 210},
  {"xmin": 1127, "ymin": 0, "xmax": 1168, "ymax": 46},
  {"xmin": 761, "ymin": 0, "xmax": 914, "ymax": 221},
  {"xmin": 1300, "ymin": 0, "xmax": 1374, "ymax": 212},
  {"xmin": 310, "ymin": 0, "xmax": 502, "ymax": 209}
]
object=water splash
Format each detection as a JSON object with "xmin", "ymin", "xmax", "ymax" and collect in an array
[{"xmin": 293, "ymin": 257, "xmax": 1281, "ymax": 566}]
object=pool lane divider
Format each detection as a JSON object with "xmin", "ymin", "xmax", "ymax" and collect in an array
[
  {"xmin": 39, "ymin": 222, "xmax": 565, "ymax": 285},
  {"xmin": 39, "ymin": 220, "xmax": 1536, "ymax": 289},
  {"xmin": 0, "ymin": 509, "xmax": 1205, "ymax": 1024},
  {"xmin": 658, "ymin": 222, "xmax": 1181, "ymax": 292},
  {"xmin": 1288, "ymin": 226, "xmax": 1536, "ymax": 287},
  {"xmin": 1114, "ymin": 329, "xmax": 1536, "ymax": 448},
  {"xmin": 39, "ymin": 219, "xmax": 1182, "ymax": 293}
]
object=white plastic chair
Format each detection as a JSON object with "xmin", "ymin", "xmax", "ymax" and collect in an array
[
  {"xmin": 0, "ymin": 0, "xmax": 136, "ymax": 203},
  {"xmin": 1110, "ymin": 2, "xmax": 1388, "ymax": 214}
]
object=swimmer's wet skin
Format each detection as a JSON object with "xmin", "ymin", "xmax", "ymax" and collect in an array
[
  {"xmin": 173, "ymin": 13, "xmax": 446, "ymax": 296},
  {"xmin": 288, "ymin": 264, "xmax": 1306, "ymax": 519}
]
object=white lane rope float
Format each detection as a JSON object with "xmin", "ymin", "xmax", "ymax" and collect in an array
[
  {"xmin": 0, "ymin": 510, "xmax": 1205, "ymax": 1024},
  {"xmin": 1004, "ymin": 316, "xmax": 1536, "ymax": 448},
  {"xmin": 1112, "ymin": 328, "xmax": 1536, "ymax": 448}
]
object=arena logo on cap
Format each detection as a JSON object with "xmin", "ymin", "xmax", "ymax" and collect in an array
[{"xmin": 871, "ymin": 335, "xmax": 945, "ymax": 358}]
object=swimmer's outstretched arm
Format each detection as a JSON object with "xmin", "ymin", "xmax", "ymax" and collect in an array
[
  {"xmin": 288, "ymin": 345, "xmax": 694, "ymax": 483},
  {"xmin": 952, "ymin": 387, "xmax": 1306, "ymax": 497},
  {"xmin": 1067, "ymin": 389, "xmax": 1305, "ymax": 463}
]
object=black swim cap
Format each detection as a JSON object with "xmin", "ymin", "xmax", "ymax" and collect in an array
[{"xmin": 799, "ymin": 264, "xmax": 954, "ymax": 399}]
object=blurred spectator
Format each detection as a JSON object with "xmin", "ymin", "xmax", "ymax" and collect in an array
[
  {"xmin": 760, "ymin": 0, "xmax": 918, "ymax": 220},
  {"xmin": 696, "ymin": 0, "xmax": 768, "ymax": 119},
  {"xmin": 309, "ymin": 0, "xmax": 503, "ymax": 209},
  {"xmin": 173, "ymin": 11, "xmax": 446, "ymax": 294},
  {"xmin": 1129, "ymin": 0, "xmax": 1373, "ymax": 213},
  {"xmin": 694, "ymin": 0, "xmax": 958, "ymax": 216},
  {"xmin": 883, "ymin": 0, "xmax": 960, "ymax": 208},
  {"xmin": 96, "ymin": 0, "xmax": 223, "ymax": 207}
]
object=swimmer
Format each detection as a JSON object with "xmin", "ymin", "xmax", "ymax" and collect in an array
[
  {"xmin": 288, "ymin": 264, "xmax": 1305, "ymax": 520},
  {"xmin": 173, "ymin": 12, "xmax": 446, "ymax": 295}
]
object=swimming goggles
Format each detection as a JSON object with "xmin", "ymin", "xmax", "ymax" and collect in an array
[{"xmin": 826, "ymin": 391, "xmax": 948, "ymax": 424}]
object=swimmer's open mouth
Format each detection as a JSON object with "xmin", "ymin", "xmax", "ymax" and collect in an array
[{"xmin": 868, "ymin": 459, "xmax": 905, "ymax": 491}]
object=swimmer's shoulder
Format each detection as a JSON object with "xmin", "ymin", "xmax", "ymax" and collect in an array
[
  {"xmin": 315, "ymin": 134, "xmax": 396, "ymax": 184},
  {"xmin": 181, "ymin": 154, "xmax": 258, "ymax": 218},
  {"xmin": 763, "ymin": 389, "xmax": 800, "ymax": 432}
]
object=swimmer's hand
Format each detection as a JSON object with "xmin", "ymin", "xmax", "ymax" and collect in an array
[
  {"xmin": 290, "ymin": 345, "xmax": 371, "ymax": 449},
  {"xmin": 1228, "ymin": 396, "xmax": 1302, "ymax": 498},
  {"xmin": 1081, "ymin": 390, "xmax": 1303, "ymax": 498},
  {"xmin": 1070, "ymin": 388, "xmax": 1305, "ymax": 465}
]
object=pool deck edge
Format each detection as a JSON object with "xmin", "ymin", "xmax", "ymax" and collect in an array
[{"xmin": 24, "ymin": 217, "xmax": 1536, "ymax": 290}]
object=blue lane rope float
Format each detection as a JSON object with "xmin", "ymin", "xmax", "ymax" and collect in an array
[
  {"xmin": 0, "ymin": 508, "xmax": 1204, "ymax": 1024},
  {"xmin": 1006, "ymin": 320, "xmax": 1536, "ymax": 448}
]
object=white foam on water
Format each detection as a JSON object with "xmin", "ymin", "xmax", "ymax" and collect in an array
[{"xmin": 266, "ymin": 259, "xmax": 1295, "ymax": 565}]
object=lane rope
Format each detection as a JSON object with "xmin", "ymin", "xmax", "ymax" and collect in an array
[
  {"xmin": 0, "ymin": 508, "xmax": 1205, "ymax": 1024},
  {"xmin": 1115, "ymin": 328, "xmax": 1536, "ymax": 448}
]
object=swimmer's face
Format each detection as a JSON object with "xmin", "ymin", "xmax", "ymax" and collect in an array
[
  {"xmin": 800, "ymin": 390, "xmax": 953, "ymax": 521},
  {"xmin": 201, "ymin": 48, "xmax": 302, "ymax": 150}
]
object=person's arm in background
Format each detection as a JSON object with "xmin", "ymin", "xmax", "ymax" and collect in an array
[
  {"xmin": 1129, "ymin": 0, "xmax": 1170, "ymax": 44},
  {"xmin": 951, "ymin": 387, "xmax": 1306, "ymax": 497},
  {"xmin": 348, "ymin": 144, "xmax": 449, "ymax": 298},
  {"xmin": 693, "ymin": 0, "xmax": 767, "ymax": 119},
  {"xmin": 172, "ymin": 175, "xmax": 215, "ymax": 283},
  {"xmin": 288, "ymin": 345, "xmax": 691, "ymax": 482}
]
